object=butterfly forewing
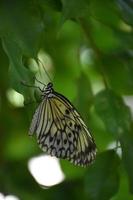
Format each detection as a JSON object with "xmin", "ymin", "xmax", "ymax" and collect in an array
[
  {"xmin": 53, "ymin": 94, "xmax": 96, "ymax": 166},
  {"xmin": 29, "ymin": 83, "xmax": 96, "ymax": 166}
]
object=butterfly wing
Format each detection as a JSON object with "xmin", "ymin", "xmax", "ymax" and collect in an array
[
  {"xmin": 29, "ymin": 92, "xmax": 96, "ymax": 166},
  {"xmin": 29, "ymin": 100, "xmax": 47, "ymax": 137},
  {"xmin": 52, "ymin": 92, "xmax": 96, "ymax": 166}
]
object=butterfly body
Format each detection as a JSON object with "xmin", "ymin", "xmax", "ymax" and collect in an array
[{"xmin": 29, "ymin": 82, "xmax": 96, "ymax": 166}]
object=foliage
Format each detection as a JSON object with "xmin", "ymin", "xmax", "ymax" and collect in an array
[{"xmin": 0, "ymin": 0, "xmax": 133, "ymax": 199}]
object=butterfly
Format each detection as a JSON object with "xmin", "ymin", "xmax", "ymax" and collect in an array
[{"xmin": 29, "ymin": 82, "xmax": 96, "ymax": 166}]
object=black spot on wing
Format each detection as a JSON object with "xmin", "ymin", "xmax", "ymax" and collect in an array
[
  {"xmin": 57, "ymin": 139, "xmax": 60, "ymax": 145},
  {"xmin": 69, "ymin": 122, "xmax": 72, "ymax": 127},
  {"xmin": 49, "ymin": 136, "xmax": 53, "ymax": 142},
  {"xmin": 65, "ymin": 109, "xmax": 70, "ymax": 115},
  {"xmin": 64, "ymin": 139, "xmax": 67, "ymax": 144},
  {"xmin": 68, "ymin": 132, "xmax": 71, "ymax": 138}
]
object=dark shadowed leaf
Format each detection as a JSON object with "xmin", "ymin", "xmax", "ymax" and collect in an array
[
  {"xmin": 85, "ymin": 150, "xmax": 120, "ymax": 200},
  {"xmin": 0, "ymin": 0, "xmax": 44, "ymax": 57},
  {"xmin": 94, "ymin": 89, "xmax": 132, "ymax": 137},
  {"xmin": 75, "ymin": 72, "xmax": 93, "ymax": 122},
  {"xmin": 112, "ymin": 165, "xmax": 133, "ymax": 200},
  {"xmin": 120, "ymin": 132, "xmax": 133, "ymax": 193},
  {"xmin": 94, "ymin": 89, "xmax": 133, "ymax": 193},
  {"xmin": 38, "ymin": 0, "xmax": 62, "ymax": 11},
  {"xmin": 100, "ymin": 54, "xmax": 133, "ymax": 95},
  {"xmin": 61, "ymin": 0, "xmax": 90, "ymax": 20},
  {"xmin": 89, "ymin": 0, "xmax": 121, "ymax": 27}
]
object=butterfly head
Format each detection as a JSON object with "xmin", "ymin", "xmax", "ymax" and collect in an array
[
  {"xmin": 43, "ymin": 82, "xmax": 53, "ymax": 97},
  {"xmin": 47, "ymin": 82, "xmax": 53, "ymax": 89}
]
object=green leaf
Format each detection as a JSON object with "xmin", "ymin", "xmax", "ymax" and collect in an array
[
  {"xmin": 94, "ymin": 89, "xmax": 133, "ymax": 194},
  {"xmin": 61, "ymin": 0, "xmax": 121, "ymax": 27},
  {"xmin": 4, "ymin": 132, "xmax": 37, "ymax": 161},
  {"xmin": 94, "ymin": 89, "xmax": 132, "ymax": 137},
  {"xmin": 0, "ymin": 0, "xmax": 44, "ymax": 57},
  {"xmin": 60, "ymin": 159, "xmax": 87, "ymax": 180},
  {"xmin": 85, "ymin": 150, "xmax": 120, "ymax": 200},
  {"xmin": 90, "ymin": 19, "xmax": 121, "ymax": 52},
  {"xmin": 75, "ymin": 72, "xmax": 93, "ymax": 122},
  {"xmin": 100, "ymin": 54, "xmax": 133, "ymax": 94},
  {"xmin": 89, "ymin": 0, "xmax": 121, "ymax": 28},
  {"xmin": 61, "ymin": 0, "xmax": 90, "ymax": 20},
  {"xmin": 2, "ymin": 38, "xmax": 34, "ymax": 101},
  {"xmin": 38, "ymin": 0, "xmax": 62, "ymax": 11},
  {"xmin": 113, "ymin": 166, "xmax": 133, "ymax": 200},
  {"xmin": 79, "ymin": 18, "xmax": 121, "ymax": 53},
  {"xmin": 120, "ymin": 132, "xmax": 133, "ymax": 193},
  {"xmin": 89, "ymin": 108, "xmax": 115, "ymax": 151}
]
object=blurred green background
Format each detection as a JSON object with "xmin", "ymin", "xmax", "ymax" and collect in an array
[{"xmin": 0, "ymin": 0, "xmax": 133, "ymax": 200}]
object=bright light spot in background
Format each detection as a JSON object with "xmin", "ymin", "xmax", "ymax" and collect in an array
[
  {"xmin": 0, "ymin": 193, "xmax": 19, "ymax": 200},
  {"xmin": 5, "ymin": 195, "xmax": 19, "ymax": 200},
  {"xmin": 28, "ymin": 155, "xmax": 65, "ymax": 188},
  {"xmin": 0, "ymin": 193, "xmax": 4, "ymax": 200},
  {"xmin": 80, "ymin": 47, "xmax": 104, "ymax": 94},
  {"xmin": 6, "ymin": 89, "xmax": 24, "ymax": 107},
  {"xmin": 29, "ymin": 50, "xmax": 53, "ymax": 88},
  {"xmin": 119, "ymin": 21, "xmax": 132, "ymax": 32},
  {"xmin": 107, "ymin": 141, "xmax": 122, "ymax": 157},
  {"xmin": 38, "ymin": 50, "xmax": 53, "ymax": 72},
  {"xmin": 80, "ymin": 48, "xmax": 94, "ymax": 66}
]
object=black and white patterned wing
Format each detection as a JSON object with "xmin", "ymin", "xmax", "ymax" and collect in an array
[
  {"xmin": 30, "ymin": 91, "xmax": 96, "ymax": 167},
  {"xmin": 51, "ymin": 93, "xmax": 97, "ymax": 166}
]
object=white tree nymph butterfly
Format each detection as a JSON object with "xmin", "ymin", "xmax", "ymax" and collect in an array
[{"xmin": 29, "ymin": 82, "xmax": 96, "ymax": 166}]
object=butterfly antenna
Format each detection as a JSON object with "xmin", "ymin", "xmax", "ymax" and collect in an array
[
  {"xmin": 35, "ymin": 77, "xmax": 46, "ymax": 86},
  {"xmin": 21, "ymin": 80, "xmax": 43, "ymax": 92},
  {"xmin": 36, "ymin": 58, "xmax": 52, "ymax": 83}
]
